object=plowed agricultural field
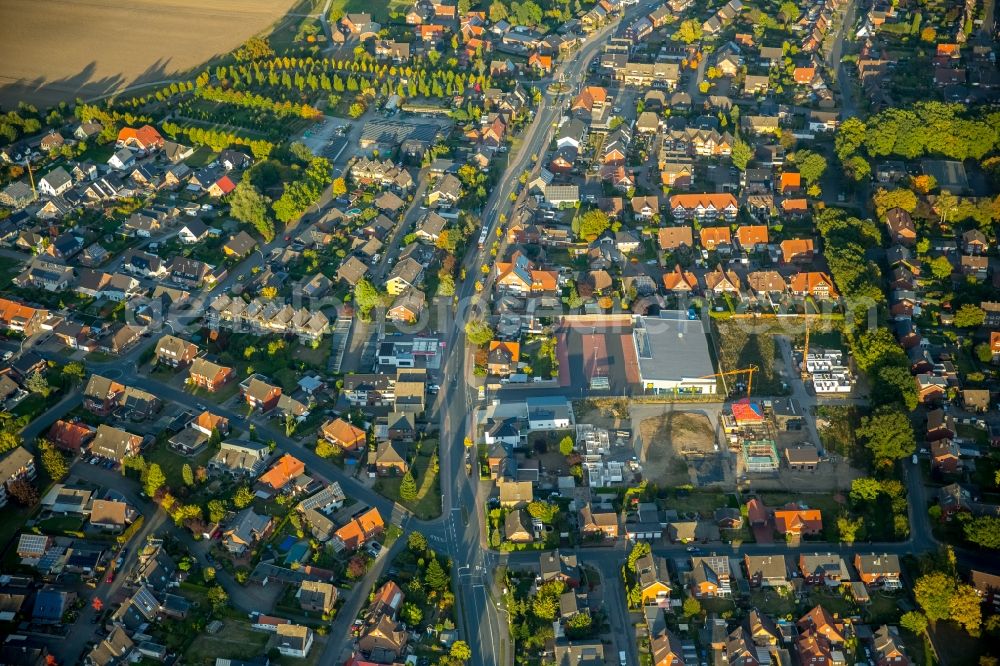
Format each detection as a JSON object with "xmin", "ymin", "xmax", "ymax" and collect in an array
[{"xmin": 0, "ymin": 0, "xmax": 299, "ymax": 108}]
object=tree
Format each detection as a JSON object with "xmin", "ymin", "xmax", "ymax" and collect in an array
[
  {"xmin": 963, "ymin": 516, "xmax": 1000, "ymax": 549},
  {"xmin": 181, "ymin": 463, "xmax": 194, "ymax": 486},
  {"xmin": 207, "ymin": 499, "xmax": 226, "ymax": 523},
  {"xmin": 559, "ymin": 435, "xmax": 574, "ymax": 456},
  {"xmin": 954, "ymin": 304, "xmax": 986, "ymax": 328},
  {"xmin": 683, "ymin": 597, "xmax": 702, "ymax": 618},
  {"xmin": 950, "ymin": 584, "xmax": 982, "ymax": 635},
  {"xmin": 315, "ymin": 439, "xmax": 339, "ymax": 459},
  {"xmin": 914, "ymin": 571, "xmax": 956, "ymax": 623},
  {"xmin": 795, "ymin": 150, "xmax": 828, "ymax": 184},
  {"xmin": 425, "ymin": 556, "xmax": 449, "ymax": 591},
  {"xmin": 527, "ymin": 501, "xmax": 558, "ymax": 523},
  {"xmin": 346, "ymin": 555, "xmax": 369, "ymax": 579},
  {"xmin": 62, "ymin": 362, "xmax": 85, "ymax": 383},
  {"xmin": 401, "ymin": 602, "xmax": 423, "ymax": 625},
  {"xmin": 450, "ymin": 641, "xmax": 472, "ymax": 662},
  {"xmin": 850, "ymin": 477, "xmax": 882, "ymax": 503},
  {"xmin": 234, "ymin": 36, "xmax": 274, "ymax": 61},
  {"xmin": 975, "ymin": 342, "xmax": 994, "ymax": 364},
  {"xmin": 25, "ymin": 371, "xmax": 51, "ymax": 397},
  {"xmin": 354, "ymin": 278, "xmax": 384, "ymax": 319},
  {"xmin": 207, "ymin": 585, "xmax": 229, "ymax": 610},
  {"xmin": 230, "ymin": 181, "xmax": 274, "ymax": 242},
  {"xmin": 532, "ymin": 592, "xmax": 559, "ymax": 621},
  {"xmin": 577, "ymin": 209, "xmax": 610, "ymax": 240},
  {"xmin": 675, "ymin": 19, "xmax": 703, "ymax": 43},
  {"xmin": 144, "ymin": 463, "xmax": 166, "ymax": 497},
  {"xmin": 399, "ymin": 470, "xmax": 418, "ymax": 501},
  {"xmin": 837, "ymin": 516, "xmax": 863, "ymax": 545},
  {"xmin": 873, "ymin": 187, "xmax": 918, "ymax": 216},
  {"xmin": 465, "ymin": 319, "xmax": 494, "ymax": 346},
  {"xmin": 844, "ymin": 155, "xmax": 871, "ymax": 181},
  {"xmin": 39, "ymin": 440, "xmax": 69, "ymax": 481},
  {"xmin": 778, "ymin": 0, "xmax": 800, "ymax": 23},
  {"xmin": 929, "ymin": 255, "xmax": 954, "ymax": 280},
  {"xmin": 900, "ymin": 611, "xmax": 928, "ymax": 636},
  {"xmin": 7, "ymin": 478, "xmax": 38, "ymax": 506},
  {"xmin": 731, "ymin": 133, "xmax": 752, "ymax": 170},
  {"xmin": 489, "ymin": 0, "xmax": 508, "ymax": 21},
  {"xmin": 858, "ymin": 407, "xmax": 916, "ymax": 468},
  {"xmin": 232, "ymin": 485, "xmax": 253, "ymax": 509},
  {"xmin": 203, "ymin": 566, "xmax": 216, "ymax": 582},
  {"xmin": 331, "ymin": 177, "xmax": 347, "ymax": 198},
  {"xmin": 408, "ymin": 531, "xmax": 428, "ymax": 553},
  {"xmin": 626, "ymin": 542, "xmax": 651, "ymax": 572}
]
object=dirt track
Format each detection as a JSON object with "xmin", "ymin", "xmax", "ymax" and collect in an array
[{"xmin": 0, "ymin": 0, "xmax": 299, "ymax": 108}]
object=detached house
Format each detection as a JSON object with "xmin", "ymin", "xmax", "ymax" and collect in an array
[
  {"xmin": 242, "ymin": 377, "xmax": 282, "ymax": 412},
  {"xmin": 154, "ymin": 335, "xmax": 198, "ymax": 368},
  {"xmin": 487, "ymin": 341, "xmax": 520, "ymax": 376},
  {"xmin": 90, "ymin": 425, "xmax": 142, "ymax": 462},
  {"xmin": 854, "ymin": 553, "xmax": 902, "ymax": 590},
  {"xmin": 689, "ymin": 555, "xmax": 731, "ymax": 597},
  {"xmin": 223, "ymin": 508, "xmax": 273, "ymax": 555},
  {"xmin": 188, "ymin": 358, "xmax": 235, "ymax": 392}
]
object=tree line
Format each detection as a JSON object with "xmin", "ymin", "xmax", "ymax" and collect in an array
[
  {"xmin": 160, "ymin": 120, "xmax": 275, "ymax": 159},
  {"xmin": 196, "ymin": 85, "xmax": 322, "ymax": 120}
]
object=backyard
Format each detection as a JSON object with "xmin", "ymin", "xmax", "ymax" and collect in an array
[
  {"xmin": 374, "ymin": 442, "xmax": 442, "ymax": 520},
  {"xmin": 712, "ymin": 318, "xmax": 789, "ymax": 396}
]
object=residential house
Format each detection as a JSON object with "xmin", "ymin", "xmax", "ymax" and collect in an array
[
  {"xmin": 242, "ymin": 377, "xmax": 282, "ymax": 412},
  {"xmin": 488, "ymin": 341, "xmax": 520, "ymax": 376},
  {"xmin": 223, "ymin": 508, "xmax": 274, "ymax": 555},
  {"xmin": 209, "ymin": 440, "xmax": 271, "ymax": 478},
  {"xmin": 258, "ymin": 454, "xmax": 307, "ymax": 496},
  {"xmin": 298, "ymin": 580, "xmax": 338, "ymax": 615},
  {"xmin": 188, "ymin": 358, "xmax": 235, "ymax": 392},
  {"xmin": 320, "ymin": 418, "xmax": 367, "ymax": 452},
  {"xmin": 333, "ymin": 507, "xmax": 384, "ymax": 550},
  {"xmin": 774, "ymin": 504, "xmax": 822, "ymax": 536},
  {"xmin": 154, "ymin": 335, "xmax": 198, "ymax": 368},
  {"xmin": 635, "ymin": 553, "xmax": 672, "ymax": 606},
  {"xmin": 690, "ymin": 555, "xmax": 731, "ymax": 597},
  {"xmin": 743, "ymin": 555, "xmax": 789, "ymax": 588},
  {"xmin": 854, "ymin": 553, "xmax": 902, "ymax": 590},
  {"xmin": 89, "ymin": 425, "xmax": 142, "ymax": 462},
  {"xmin": 798, "ymin": 554, "xmax": 847, "ymax": 586},
  {"xmin": 83, "ymin": 375, "xmax": 126, "ymax": 416},
  {"xmin": 658, "ymin": 226, "xmax": 694, "ymax": 251},
  {"xmin": 0, "ymin": 447, "xmax": 36, "ymax": 508},
  {"xmin": 669, "ymin": 193, "xmax": 739, "ymax": 222}
]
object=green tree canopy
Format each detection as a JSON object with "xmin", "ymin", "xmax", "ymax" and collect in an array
[
  {"xmin": 465, "ymin": 319, "xmax": 495, "ymax": 346},
  {"xmin": 954, "ymin": 304, "xmax": 986, "ymax": 328},
  {"xmin": 857, "ymin": 407, "xmax": 916, "ymax": 468}
]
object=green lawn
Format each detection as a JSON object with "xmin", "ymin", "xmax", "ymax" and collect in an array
[
  {"xmin": 374, "ymin": 443, "xmax": 442, "ymax": 520},
  {"xmin": 146, "ymin": 438, "xmax": 218, "ymax": 489},
  {"xmin": 37, "ymin": 515, "xmax": 85, "ymax": 535},
  {"xmin": 806, "ymin": 587, "xmax": 857, "ymax": 618},
  {"xmin": 748, "ymin": 589, "xmax": 798, "ymax": 618},
  {"xmin": 664, "ymin": 491, "xmax": 729, "ymax": 518},
  {"xmin": 184, "ymin": 619, "xmax": 268, "ymax": 665},
  {"xmin": 956, "ymin": 423, "xmax": 988, "ymax": 447}
]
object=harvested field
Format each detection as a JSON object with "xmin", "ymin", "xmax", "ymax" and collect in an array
[
  {"xmin": 638, "ymin": 412, "xmax": 717, "ymax": 486},
  {"xmin": 0, "ymin": 0, "xmax": 301, "ymax": 108}
]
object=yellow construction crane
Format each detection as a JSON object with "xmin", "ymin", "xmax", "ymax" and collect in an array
[{"xmin": 699, "ymin": 365, "xmax": 760, "ymax": 398}]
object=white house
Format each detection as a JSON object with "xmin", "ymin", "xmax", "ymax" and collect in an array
[
  {"xmin": 38, "ymin": 167, "xmax": 72, "ymax": 197},
  {"xmin": 108, "ymin": 148, "xmax": 136, "ymax": 171},
  {"xmin": 526, "ymin": 396, "xmax": 573, "ymax": 430}
]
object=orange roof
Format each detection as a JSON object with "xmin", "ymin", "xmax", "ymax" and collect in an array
[
  {"xmin": 117, "ymin": 124, "xmax": 163, "ymax": 148},
  {"xmin": 335, "ymin": 507, "xmax": 385, "ymax": 549},
  {"xmin": 793, "ymin": 67, "xmax": 815, "ymax": 83},
  {"xmin": 529, "ymin": 53, "xmax": 552, "ymax": 69},
  {"xmin": 259, "ymin": 454, "xmax": 305, "ymax": 492},
  {"xmin": 790, "ymin": 271, "xmax": 838, "ymax": 298},
  {"xmin": 573, "ymin": 86, "xmax": 607, "ymax": 112},
  {"xmin": 489, "ymin": 341, "xmax": 521, "ymax": 363},
  {"xmin": 194, "ymin": 411, "xmax": 228, "ymax": 433},
  {"xmin": 780, "ymin": 238, "xmax": 814, "ymax": 261},
  {"xmin": 662, "ymin": 265, "xmax": 697, "ymax": 291},
  {"xmin": 937, "ymin": 43, "xmax": 959, "ymax": 56},
  {"xmin": 0, "ymin": 297, "xmax": 46, "ymax": 327},
  {"xmin": 357, "ymin": 507, "xmax": 384, "ymax": 533},
  {"xmin": 736, "ymin": 225, "xmax": 769, "ymax": 247},
  {"xmin": 322, "ymin": 418, "xmax": 367, "ymax": 449},
  {"xmin": 48, "ymin": 420, "xmax": 93, "ymax": 450},
  {"xmin": 779, "ymin": 172, "xmax": 801, "ymax": 191},
  {"xmin": 531, "ymin": 270, "xmax": 559, "ymax": 292},
  {"xmin": 991, "ymin": 331, "xmax": 1000, "ymax": 353},
  {"xmin": 419, "ymin": 24, "xmax": 446, "ymax": 35},
  {"xmin": 214, "ymin": 175, "xmax": 237, "ymax": 195},
  {"xmin": 781, "ymin": 198, "xmax": 808, "ymax": 212},
  {"xmin": 669, "ymin": 193, "xmax": 738, "ymax": 210},
  {"xmin": 699, "ymin": 226, "xmax": 732, "ymax": 249},
  {"xmin": 774, "ymin": 508, "xmax": 822, "ymax": 534}
]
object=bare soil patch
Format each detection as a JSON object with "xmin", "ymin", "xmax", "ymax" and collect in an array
[
  {"xmin": 639, "ymin": 412, "xmax": 716, "ymax": 486},
  {"xmin": 0, "ymin": 0, "xmax": 299, "ymax": 108}
]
